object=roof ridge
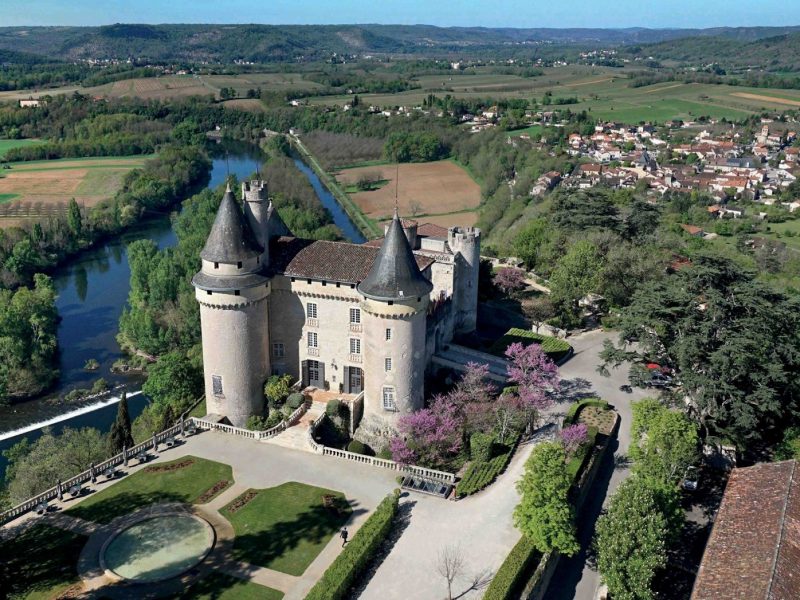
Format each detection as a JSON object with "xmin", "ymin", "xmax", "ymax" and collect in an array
[{"xmin": 765, "ymin": 459, "xmax": 796, "ymax": 600}]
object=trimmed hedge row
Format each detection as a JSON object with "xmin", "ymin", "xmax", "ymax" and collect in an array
[
  {"xmin": 457, "ymin": 435, "xmax": 520, "ymax": 497},
  {"xmin": 305, "ymin": 491, "xmax": 399, "ymax": 600},
  {"xmin": 489, "ymin": 327, "xmax": 573, "ymax": 361},
  {"xmin": 563, "ymin": 398, "xmax": 610, "ymax": 425},
  {"xmin": 483, "ymin": 535, "xmax": 543, "ymax": 600}
]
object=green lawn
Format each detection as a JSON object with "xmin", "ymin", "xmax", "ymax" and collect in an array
[
  {"xmin": 0, "ymin": 193, "xmax": 20, "ymax": 204},
  {"xmin": 178, "ymin": 572, "xmax": 283, "ymax": 600},
  {"xmin": 489, "ymin": 327, "xmax": 573, "ymax": 362},
  {"xmin": 507, "ymin": 125, "xmax": 543, "ymax": 138},
  {"xmin": 222, "ymin": 482, "xmax": 352, "ymax": 576},
  {"xmin": 0, "ymin": 524, "xmax": 86, "ymax": 600},
  {"xmin": 0, "ymin": 139, "xmax": 45, "ymax": 160},
  {"xmin": 67, "ymin": 455, "xmax": 233, "ymax": 524}
]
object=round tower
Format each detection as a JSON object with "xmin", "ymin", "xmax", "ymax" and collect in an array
[
  {"xmin": 447, "ymin": 226, "xmax": 481, "ymax": 333},
  {"xmin": 242, "ymin": 180, "xmax": 270, "ymax": 266},
  {"xmin": 192, "ymin": 186, "xmax": 271, "ymax": 427},
  {"xmin": 358, "ymin": 213, "xmax": 433, "ymax": 431}
]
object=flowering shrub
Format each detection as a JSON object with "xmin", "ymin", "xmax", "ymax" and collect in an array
[{"xmin": 560, "ymin": 423, "xmax": 589, "ymax": 455}]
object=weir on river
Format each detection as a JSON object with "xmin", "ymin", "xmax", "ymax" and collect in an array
[{"xmin": 0, "ymin": 140, "xmax": 364, "ymax": 477}]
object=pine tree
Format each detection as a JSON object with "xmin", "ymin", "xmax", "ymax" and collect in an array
[{"xmin": 109, "ymin": 392, "xmax": 134, "ymax": 452}]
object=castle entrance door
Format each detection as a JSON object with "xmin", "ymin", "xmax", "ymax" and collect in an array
[
  {"xmin": 348, "ymin": 367, "xmax": 363, "ymax": 394},
  {"xmin": 307, "ymin": 360, "xmax": 323, "ymax": 388}
]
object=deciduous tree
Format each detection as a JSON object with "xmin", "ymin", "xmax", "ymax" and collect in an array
[{"xmin": 514, "ymin": 441, "xmax": 579, "ymax": 556}]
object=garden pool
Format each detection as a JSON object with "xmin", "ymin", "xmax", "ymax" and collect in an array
[{"xmin": 102, "ymin": 514, "xmax": 215, "ymax": 583}]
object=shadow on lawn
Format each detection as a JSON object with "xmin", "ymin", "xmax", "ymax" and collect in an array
[
  {"xmin": 66, "ymin": 491, "xmax": 187, "ymax": 524},
  {"xmin": 225, "ymin": 500, "xmax": 365, "ymax": 575},
  {"xmin": 0, "ymin": 524, "xmax": 86, "ymax": 598}
]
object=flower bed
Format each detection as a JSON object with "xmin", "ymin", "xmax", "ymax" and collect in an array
[
  {"xmin": 197, "ymin": 480, "xmax": 232, "ymax": 504},
  {"xmin": 225, "ymin": 490, "xmax": 258, "ymax": 513},
  {"xmin": 143, "ymin": 458, "xmax": 195, "ymax": 473},
  {"xmin": 488, "ymin": 328, "xmax": 572, "ymax": 362}
]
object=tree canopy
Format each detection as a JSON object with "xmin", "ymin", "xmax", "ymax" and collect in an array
[{"xmin": 600, "ymin": 252, "xmax": 800, "ymax": 447}]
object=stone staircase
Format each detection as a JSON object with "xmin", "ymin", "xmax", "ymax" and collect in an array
[
  {"xmin": 433, "ymin": 343, "xmax": 510, "ymax": 382},
  {"xmin": 264, "ymin": 402, "xmax": 325, "ymax": 453}
]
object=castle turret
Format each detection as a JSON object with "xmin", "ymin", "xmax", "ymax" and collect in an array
[
  {"xmin": 242, "ymin": 180, "xmax": 270, "ymax": 266},
  {"xmin": 358, "ymin": 212, "xmax": 433, "ymax": 429},
  {"xmin": 447, "ymin": 226, "xmax": 481, "ymax": 333},
  {"xmin": 192, "ymin": 186, "xmax": 271, "ymax": 427}
]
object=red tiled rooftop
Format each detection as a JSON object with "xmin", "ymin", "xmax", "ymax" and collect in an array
[{"xmin": 692, "ymin": 460, "xmax": 799, "ymax": 600}]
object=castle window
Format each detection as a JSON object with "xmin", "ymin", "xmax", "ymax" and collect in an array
[
  {"xmin": 350, "ymin": 308, "xmax": 361, "ymax": 324},
  {"xmin": 214, "ymin": 262, "xmax": 219, "ymax": 269},
  {"xmin": 388, "ymin": 301, "xmax": 394, "ymax": 306},
  {"xmin": 272, "ymin": 343, "xmax": 285, "ymax": 358},
  {"xmin": 307, "ymin": 332, "xmax": 318, "ymax": 348},
  {"xmin": 336, "ymin": 282, "xmax": 341, "ymax": 288},
  {"xmin": 237, "ymin": 261, "xmax": 242, "ymax": 269},
  {"xmin": 322, "ymin": 281, "xmax": 327, "ymax": 286},
  {"xmin": 306, "ymin": 303, "xmax": 318, "ymax": 319},
  {"xmin": 234, "ymin": 290, "xmax": 240, "ymax": 296},
  {"xmin": 385, "ymin": 357, "xmax": 392, "ymax": 372},
  {"xmin": 207, "ymin": 290, "xmax": 212, "ymax": 295},
  {"xmin": 382, "ymin": 387, "xmax": 396, "ymax": 411},
  {"xmin": 212, "ymin": 375, "xmax": 223, "ymax": 397},
  {"xmin": 385, "ymin": 328, "xmax": 392, "ymax": 341},
  {"xmin": 350, "ymin": 338, "xmax": 361, "ymax": 355}
]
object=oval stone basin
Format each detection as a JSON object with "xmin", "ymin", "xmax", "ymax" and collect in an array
[{"xmin": 102, "ymin": 513, "xmax": 214, "ymax": 583}]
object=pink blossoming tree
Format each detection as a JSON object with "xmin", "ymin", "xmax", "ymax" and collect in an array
[
  {"xmin": 560, "ymin": 423, "xmax": 589, "ymax": 455},
  {"xmin": 494, "ymin": 267, "xmax": 527, "ymax": 296},
  {"xmin": 505, "ymin": 341, "xmax": 560, "ymax": 429}
]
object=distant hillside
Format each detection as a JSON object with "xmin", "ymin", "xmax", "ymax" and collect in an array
[
  {"xmin": 626, "ymin": 32, "xmax": 800, "ymax": 72},
  {"xmin": 0, "ymin": 24, "xmax": 799, "ymax": 64}
]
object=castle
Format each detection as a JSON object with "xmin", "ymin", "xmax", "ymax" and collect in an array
[{"xmin": 192, "ymin": 180, "xmax": 480, "ymax": 440}]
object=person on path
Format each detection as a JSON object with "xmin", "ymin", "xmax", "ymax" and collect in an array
[{"xmin": 340, "ymin": 527, "xmax": 348, "ymax": 547}]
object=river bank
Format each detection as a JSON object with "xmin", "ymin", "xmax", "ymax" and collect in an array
[{"xmin": 0, "ymin": 138, "xmax": 364, "ymax": 477}]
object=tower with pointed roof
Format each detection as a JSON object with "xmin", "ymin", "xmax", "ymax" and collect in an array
[
  {"xmin": 192, "ymin": 185, "xmax": 272, "ymax": 427},
  {"xmin": 357, "ymin": 211, "xmax": 433, "ymax": 425}
]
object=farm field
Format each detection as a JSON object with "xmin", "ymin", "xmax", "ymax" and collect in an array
[
  {"xmin": 0, "ymin": 155, "xmax": 151, "ymax": 228},
  {"xmin": 0, "ymin": 138, "xmax": 45, "ymax": 159},
  {"xmin": 335, "ymin": 160, "xmax": 481, "ymax": 222},
  {"xmin": 0, "ymin": 72, "xmax": 322, "ymax": 103}
]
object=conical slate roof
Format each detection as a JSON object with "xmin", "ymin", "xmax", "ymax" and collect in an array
[
  {"xmin": 267, "ymin": 200, "xmax": 292, "ymax": 238},
  {"xmin": 200, "ymin": 186, "xmax": 262, "ymax": 263},
  {"xmin": 358, "ymin": 212, "xmax": 433, "ymax": 301}
]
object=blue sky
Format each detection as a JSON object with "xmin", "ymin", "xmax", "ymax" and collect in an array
[{"xmin": 2, "ymin": 0, "xmax": 798, "ymax": 29}]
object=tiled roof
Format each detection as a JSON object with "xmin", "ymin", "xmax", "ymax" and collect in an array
[
  {"xmin": 417, "ymin": 223, "xmax": 449, "ymax": 238},
  {"xmin": 269, "ymin": 237, "xmax": 434, "ymax": 284},
  {"xmin": 692, "ymin": 460, "xmax": 799, "ymax": 600}
]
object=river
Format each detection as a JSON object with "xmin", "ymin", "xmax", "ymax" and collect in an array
[{"xmin": 0, "ymin": 140, "xmax": 362, "ymax": 478}]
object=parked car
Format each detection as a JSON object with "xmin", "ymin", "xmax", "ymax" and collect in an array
[{"xmin": 682, "ymin": 466, "xmax": 699, "ymax": 491}]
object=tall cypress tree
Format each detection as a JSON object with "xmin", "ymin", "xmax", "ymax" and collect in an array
[{"xmin": 109, "ymin": 392, "xmax": 134, "ymax": 452}]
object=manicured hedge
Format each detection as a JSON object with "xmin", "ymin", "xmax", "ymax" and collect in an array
[
  {"xmin": 456, "ymin": 435, "xmax": 519, "ymax": 497},
  {"xmin": 489, "ymin": 328, "xmax": 573, "ymax": 362},
  {"xmin": 563, "ymin": 398, "xmax": 610, "ymax": 425},
  {"xmin": 483, "ymin": 535, "xmax": 543, "ymax": 600},
  {"xmin": 286, "ymin": 392, "xmax": 306, "ymax": 409},
  {"xmin": 305, "ymin": 491, "xmax": 399, "ymax": 600}
]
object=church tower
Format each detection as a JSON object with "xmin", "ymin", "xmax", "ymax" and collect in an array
[
  {"xmin": 192, "ymin": 185, "xmax": 271, "ymax": 427},
  {"xmin": 358, "ymin": 212, "xmax": 433, "ymax": 428}
]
